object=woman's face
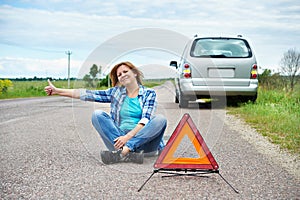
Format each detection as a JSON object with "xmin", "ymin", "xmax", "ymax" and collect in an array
[{"xmin": 116, "ymin": 64, "xmax": 137, "ymax": 86}]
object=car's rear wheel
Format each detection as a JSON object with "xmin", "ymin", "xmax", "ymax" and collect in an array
[
  {"xmin": 241, "ymin": 94, "xmax": 257, "ymax": 103},
  {"xmin": 175, "ymin": 89, "xmax": 179, "ymax": 103},
  {"xmin": 179, "ymin": 92, "xmax": 189, "ymax": 108},
  {"xmin": 248, "ymin": 94, "xmax": 257, "ymax": 103}
]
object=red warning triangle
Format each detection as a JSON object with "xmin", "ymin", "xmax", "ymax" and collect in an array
[{"xmin": 154, "ymin": 113, "xmax": 219, "ymax": 170}]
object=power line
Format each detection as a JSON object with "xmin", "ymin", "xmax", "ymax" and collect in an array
[{"xmin": 1, "ymin": 40, "xmax": 65, "ymax": 54}]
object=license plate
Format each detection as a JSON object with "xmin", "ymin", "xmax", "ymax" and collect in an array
[{"xmin": 208, "ymin": 68, "xmax": 235, "ymax": 78}]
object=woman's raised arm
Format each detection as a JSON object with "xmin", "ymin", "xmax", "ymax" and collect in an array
[{"xmin": 44, "ymin": 79, "xmax": 80, "ymax": 99}]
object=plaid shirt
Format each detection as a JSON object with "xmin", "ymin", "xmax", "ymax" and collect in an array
[{"xmin": 80, "ymin": 85, "xmax": 157, "ymax": 126}]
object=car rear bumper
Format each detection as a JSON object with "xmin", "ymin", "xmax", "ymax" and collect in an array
[{"xmin": 179, "ymin": 79, "xmax": 258, "ymax": 96}]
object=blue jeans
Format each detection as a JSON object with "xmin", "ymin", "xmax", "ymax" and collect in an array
[{"xmin": 91, "ymin": 110, "xmax": 167, "ymax": 153}]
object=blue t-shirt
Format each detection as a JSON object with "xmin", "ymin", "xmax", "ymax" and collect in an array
[{"xmin": 119, "ymin": 96, "xmax": 142, "ymax": 131}]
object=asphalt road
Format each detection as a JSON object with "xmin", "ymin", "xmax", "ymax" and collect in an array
[{"xmin": 0, "ymin": 82, "xmax": 299, "ymax": 199}]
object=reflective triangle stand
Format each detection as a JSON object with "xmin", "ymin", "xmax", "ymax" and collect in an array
[
  {"xmin": 138, "ymin": 168, "xmax": 239, "ymax": 194},
  {"xmin": 138, "ymin": 114, "xmax": 239, "ymax": 194}
]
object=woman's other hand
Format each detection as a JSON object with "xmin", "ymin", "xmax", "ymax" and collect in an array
[{"xmin": 114, "ymin": 135, "xmax": 129, "ymax": 150}]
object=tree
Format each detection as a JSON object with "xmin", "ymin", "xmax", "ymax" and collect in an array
[
  {"xmin": 90, "ymin": 64, "xmax": 99, "ymax": 80},
  {"xmin": 83, "ymin": 74, "xmax": 93, "ymax": 87},
  {"xmin": 83, "ymin": 64, "xmax": 102, "ymax": 87},
  {"xmin": 280, "ymin": 48, "xmax": 300, "ymax": 92}
]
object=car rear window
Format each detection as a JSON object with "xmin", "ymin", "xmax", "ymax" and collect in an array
[{"xmin": 190, "ymin": 38, "xmax": 252, "ymax": 58}]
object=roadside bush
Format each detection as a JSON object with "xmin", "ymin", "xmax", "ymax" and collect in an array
[
  {"xmin": 97, "ymin": 75, "xmax": 110, "ymax": 88},
  {"xmin": 258, "ymin": 69, "xmax": 286, "ymax": 90},
  {"xmin": 0, "ymin": 79, "xmax": 13, "ymax": 95}
]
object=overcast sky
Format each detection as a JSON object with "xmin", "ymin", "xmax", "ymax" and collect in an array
[{"xmin": 0, "ymin": 0, "xmax": 299, "ymax": 78}]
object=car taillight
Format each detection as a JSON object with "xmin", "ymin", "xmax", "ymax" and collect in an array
[
  {"xmin": 251, "ymin": 64, "xmax": 258, "ymax": 79},
  {"xmin": 183, "ymin": 63, "xmax": 191, "ymax": 78}
]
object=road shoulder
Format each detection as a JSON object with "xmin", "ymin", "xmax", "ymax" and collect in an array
[{"xmin": 225, "ymin": 112, "xmax": 299, "ymax": 180}]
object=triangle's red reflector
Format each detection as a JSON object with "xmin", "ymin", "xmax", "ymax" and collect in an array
[{"xmin": 154, "ymin": 113, "xmax": 219, "ymax": 170}]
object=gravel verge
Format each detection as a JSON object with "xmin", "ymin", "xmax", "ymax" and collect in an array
[{"xmin": 225, "ymin": 113, "xmax": 299, "ymax": 180}]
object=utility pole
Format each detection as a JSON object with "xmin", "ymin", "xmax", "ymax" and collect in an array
[{"xmin": 65, "ymin": 51, "xmax": 72, "ymax": 88}]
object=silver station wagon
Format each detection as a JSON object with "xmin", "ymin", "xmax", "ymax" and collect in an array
[{"xmin": 171, "ymin": 35, "xmax": 258, "ymax": 108}]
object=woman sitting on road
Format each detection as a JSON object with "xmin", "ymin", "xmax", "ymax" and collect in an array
[{"xmin": 44, "ymin": 61, "xmax": 167, "ymax": 164}]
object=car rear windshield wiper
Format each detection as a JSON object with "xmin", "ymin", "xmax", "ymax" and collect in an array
[
  {"xmin": 210, "ymin": 54, "xmax": 228, "ymax": 58},
  {"xmin": 198, "ymin": 54, "xmax": 228, "ymax": 58}
]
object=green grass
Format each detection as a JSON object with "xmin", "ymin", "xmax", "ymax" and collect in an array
[
  {"xmin": 0, "ymin": 80, "xmax": 86, "ymax": 99},
  {"xmin": 143, "ymin": 80, "xmax": 167, "ymax": 88},
  {"xmin": 228, "ymin": 87, "xmax": 300, "ymax": 154},
  {"xmin": 0, "ymin": 79, "xmax": 166, "ymax": 99}
]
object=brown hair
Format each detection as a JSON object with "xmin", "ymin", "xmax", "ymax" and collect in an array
[{"xmin": 110, "ymin": 61, "xmax": 143, "ymax": 87}]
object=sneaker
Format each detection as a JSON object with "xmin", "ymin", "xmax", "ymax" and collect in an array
[
  {"xmin": 100, "ymin": 150, "xmax": 122, "ymax": 164},
  {"xmin": 121, "ymin": 151, "xmax": 144, "ymax": 164},
  {"xmin": 144, "ymin": 150, "xmax": 160, "ymax": 157}
]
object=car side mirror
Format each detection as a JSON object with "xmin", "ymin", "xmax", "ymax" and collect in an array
[{"xmin": 170, "ymin": 61, "xmax": 178, "ymax": 68}]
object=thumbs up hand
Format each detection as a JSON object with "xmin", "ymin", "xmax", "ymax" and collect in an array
[{"xmin": 44, "ymin": 79, "xmax": 57, "ymax": 96}]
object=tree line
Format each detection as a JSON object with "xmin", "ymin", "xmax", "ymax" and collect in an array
[{"xmin": 5, "ymin": 77, "xmax": 77, "ymax": 81}]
